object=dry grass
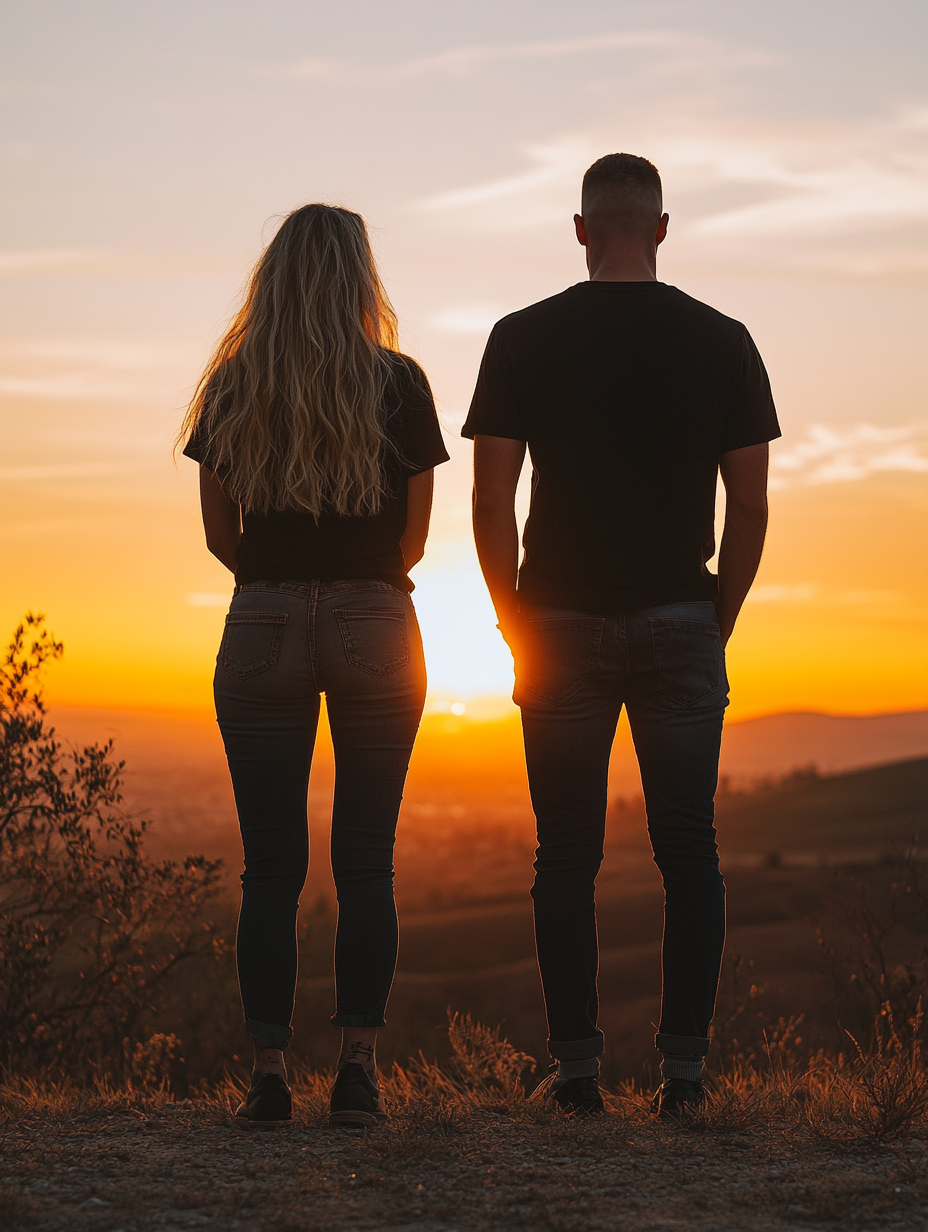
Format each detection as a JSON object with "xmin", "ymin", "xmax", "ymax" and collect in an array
[{"xmin": 3, "ymin": 1022, "xmax": 928, "ymax": 1232}]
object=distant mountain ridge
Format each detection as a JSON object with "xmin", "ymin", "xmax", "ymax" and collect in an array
[
  {"xmin": 720, "ymin": 709, "xmax": 928, "ymax": 779},
  {"xmin": 605, "ymin": 708, "xmax": 928, "ymax": 793},
  {"xmin": 50, "ymin": 704, "xmax": 928, "ymax": 801}
]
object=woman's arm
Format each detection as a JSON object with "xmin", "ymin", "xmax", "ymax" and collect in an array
[
  {"xmin": 199, "ymin": 465, "xmax": 242, "ymax": 573},
  {"xmin": 400, "ymin": 469, "xmax": 435, "ymax": 570}
]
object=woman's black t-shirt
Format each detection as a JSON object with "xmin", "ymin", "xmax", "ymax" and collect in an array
[{"xmin": 183, "ymin": 352, "xmax": 449, "ymax": 591}]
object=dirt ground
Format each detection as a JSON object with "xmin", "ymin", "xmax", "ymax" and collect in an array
[{"xmin": 3, "ymin": 1086, "xmax": 927, "ymax": 1232}]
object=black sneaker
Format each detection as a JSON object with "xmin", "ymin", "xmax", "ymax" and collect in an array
[
  {"xmin": 233, "ymin": 1072, "xmax": 292, "ymax": 1131},
  {"xmin": 530, "ymin": 1072, "xmax": 605, "ymax": 1115},
  {"xmin": 650, "ymin": 1077, "xmax": 707, "ymax": 1121},
  {"xmin": 329, "ymin": 1063, "xmax": 387, "ymax": 1129}
]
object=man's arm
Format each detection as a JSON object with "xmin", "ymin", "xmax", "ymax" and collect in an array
[
  {"xmin": 716, "ymin": 442, "xmax": 769, "ymax": 645},
  {"xmin": 199, "ymin": 465, "xmax": 242, "ymax": 573},
  {"xmin": 472, "ymin": 434, "xmax": 526, "ymax": 649},
  {"xmin": 400, "ymin": 469, "xmax": 435, "ymax": 570}
]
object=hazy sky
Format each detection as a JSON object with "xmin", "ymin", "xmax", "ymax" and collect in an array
[{"xmin": 2, "ymin": 1, "xmax": 926, "ymax": 716}]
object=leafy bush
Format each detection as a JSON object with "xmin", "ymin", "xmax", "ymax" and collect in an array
[{"xmin": 0, "ymin": 614, "xmax": 223, "ymax": 1078}]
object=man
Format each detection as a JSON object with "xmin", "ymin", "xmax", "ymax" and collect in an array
[{"xmin": 462, "ymin": 153, "xmax": 779, "ymax": 1117}]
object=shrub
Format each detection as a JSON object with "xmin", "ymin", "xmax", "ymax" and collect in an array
[
  {"xmin": 0, "ymin": 614, "xmax": 223, "ymax": 1078},
  {"xmin": 817, "ymin": 845, "xmax": 928, "ymax": 1052}
]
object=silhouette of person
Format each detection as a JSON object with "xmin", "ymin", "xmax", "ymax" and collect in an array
[
  {"xmin": 464, "ymin": 154, "xmax": 780, "ymax": 1117},
  {"xmin": 183, "ymin": 204, "xmax": 448, "ymax": 1129}
]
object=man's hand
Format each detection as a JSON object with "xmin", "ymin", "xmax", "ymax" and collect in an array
[
  {"xmin": 716, "ymin": 443, "xmax": 769, "ymax": 645},
  {"xmin": 472, "ymin": 435, "xmax": 527, "ymax": 653}
]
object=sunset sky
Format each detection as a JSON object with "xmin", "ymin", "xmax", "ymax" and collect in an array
[{"xmin": 2, "ymin": 0, "xmax": 926, "ymax": 720}]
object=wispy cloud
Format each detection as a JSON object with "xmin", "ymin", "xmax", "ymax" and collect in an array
[
  {"xmin": 747, "ymin": 584, "xmax": 902, "ymax": 606},
  {"xmin": 0, "ymin": 249, "xmax": 110, "ymax": 273},
  {"xmin": 13, "ymin": 340, "xmax": 177, "ymax": 369},
  {"xmin": 0, "ymin": 249, "xmax": 240, "ymax": 277},
  {"xmin": 417, "ymin": 140, "xmax": 592, "ymax": 215},
  {"xmin": 415, "ymin": 119, "xmax": 928, "ymax": 253},
  {"xmin": 748, "ymin": 584, "xmax": 818, "ymax": 603},
  {"xmin": 0, "ymin": 338, "xmax": 192, "ymax": 401},
  {"xmin": 668, "ymin": 115, "xmax": 928, "ymax": 243},
  {"xmin": 769, "ymin": 423, "xmax": 928, "ymax": 489},
  {"xmin": 186, "ymin": 592, "xmax": 231, "ymax": 607},
  {"xmin": 0, "ymin": 463, "xmax": 132, "ymax": 482},
  {"xmin": 429, "ymin": 304, "xmax": 512, "ymax": 334},
  {"xmin": 408, "ymin": 72, "xmax": 928, "ymax": 274},
  {"xmin": 262, "ymin": 30, "xmax": 775, "ymax": 83}
]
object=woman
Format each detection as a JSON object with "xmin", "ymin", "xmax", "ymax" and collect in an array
[{"xmin": 181, "ymin": 204, "xmax": 448, "ymax": 1129}]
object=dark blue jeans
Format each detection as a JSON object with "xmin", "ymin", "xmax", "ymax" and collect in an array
[
  {"xmin": 214, "ymin": 580, "xmax": 426, "ymax": 1050},
  {"xmin": 515, "ymin": 601, "xmax": 728, "ymax": 1063}
]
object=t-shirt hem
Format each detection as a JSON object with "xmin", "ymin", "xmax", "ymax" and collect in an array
[
  {"xmin": 234, "ymin": 568, "xmax": 415, "ymax": 593},
  {"xmin": 460, "ymin": 426, "xmax": 526, "ymax": 442},
  {"xmin": 406, "ymin": 453, "xmax": 450, "ymax": 475},
  {"xmin": 720, "ymin": 426, "xmax": 783, "ymax": 452},
  {"xmin": 517, "ymin": 579, "xmax": 719, "ymax": 615}
]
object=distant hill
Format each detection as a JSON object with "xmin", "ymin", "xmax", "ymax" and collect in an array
[
  {"xmin": 606, "ymin": 708, "xmax": 928, "ymax": 793},
  {"xmin": 47, "ymin": 705, "xmax": 928, "ymax": 864},
  {"xmin": 715, "ymin": 756, "xmax": 928, "ymax": 858},
  {"xmin": 719, "ymin": 710, "xmax": 928, "ymax": 779}
]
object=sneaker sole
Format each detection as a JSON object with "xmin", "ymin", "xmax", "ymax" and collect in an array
[
  {"xmin": 233, "ymin": 1115, "xmax": 291, "ymax": 1131},
  {"xmin": 329, "ymin": 1109, "xmax": 386, "ymax": 1129}
]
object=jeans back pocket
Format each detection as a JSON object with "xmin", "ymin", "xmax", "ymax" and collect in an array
[
  {"xmin": 514, "ymin": 617, "xmax": 603, "ymax": 707},
  {"xmin": 649, "ymin": 618, "xmax": 724, "ymax": 706},
  {"xmin": 219, "ymin": 612, "xmax": 288, "ymax": 678},
  {"xmin": 336, "ymin": 608, "xmax": 409, "ymax": 677}
]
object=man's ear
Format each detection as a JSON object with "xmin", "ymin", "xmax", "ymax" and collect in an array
[
  {"xmin": 656, "ymin": 213, "xmax": 669, "ymax": 247},
  {"xmin": 574, "ymin": 214, "xmax": 588, "ymax": 246}
]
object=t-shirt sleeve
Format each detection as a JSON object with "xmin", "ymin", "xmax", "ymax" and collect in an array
[
  {"xmin": 182, "ymin": 375, "xmax": 223, "ymax": 469},
  {"xmin": 461, "ymin": 325, "xmax": 525, "ymax": 441},
  {"xmin": 182, "ymin": 421, "xmax": 211, "ymax": 467},
  {"xmin": 394, "ymin": 356, "xmax": 450, "ymax": 474},
  {"xmin": 720, "ymin": 330, "xmax": 782, "ymax": 453}
]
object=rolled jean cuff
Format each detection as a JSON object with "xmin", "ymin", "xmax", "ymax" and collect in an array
[
  {"xmin": 330, "ymin": 1013, "xmax": 386, "ymax": 1029},
  {"xmin": 655, "ymin": 1032, "xmax": 710, "ymax": 1057},
  {"xmin": 548, "ymin": 1033, "xmax": 604, "ymax": 1061},
  {"xmin": 246, "ymin": 1018, "xmax": 293, "ymax": 1050}
]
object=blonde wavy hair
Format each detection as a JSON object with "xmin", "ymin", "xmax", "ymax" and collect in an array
[{"xmin": 181, "ymin": 203, "xmax": 399, "ymax": 518}]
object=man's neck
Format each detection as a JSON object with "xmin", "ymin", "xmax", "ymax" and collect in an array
[{"xmin": 586, "ymin": 247, "xmax": 657, "ymax": 282}]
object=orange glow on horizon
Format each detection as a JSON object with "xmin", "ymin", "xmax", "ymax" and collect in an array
[{"xmin": 7, "ymin": 460, "xmax": 924, "ymax": 723}]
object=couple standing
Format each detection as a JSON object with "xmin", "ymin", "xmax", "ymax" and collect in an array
[{"xmin": 182, "ymin": 153, "xmax": 780, "ymax": 1129}]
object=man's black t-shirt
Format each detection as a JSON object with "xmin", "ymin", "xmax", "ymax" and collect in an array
[
  {"xmin": 461, "ymin": 281, "xmax": 781, "ymax": 614},
  {"xmin": 184, "ymin": 352, "xmax": 449, "ymax": 591}
]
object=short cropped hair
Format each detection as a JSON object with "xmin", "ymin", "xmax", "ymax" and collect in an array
[{"xmin": 581, "ymin": 154, "xmax": 662, "ymax": 232}]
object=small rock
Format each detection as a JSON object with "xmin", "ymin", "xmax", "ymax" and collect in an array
[{"xmin": 79, "ymin": 1197, "xmax": 108, "ymax": 1208}]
